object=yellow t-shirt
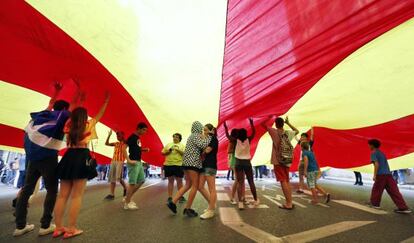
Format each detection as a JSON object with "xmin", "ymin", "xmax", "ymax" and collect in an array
[{"xmin": 162, "ymin": 142, "xmax": 185, "ymax": 166}]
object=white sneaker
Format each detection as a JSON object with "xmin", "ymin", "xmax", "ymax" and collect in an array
[
  {"xmin": 200, "ymin": 210, "xmax": 215, "ymax": 220},
  {"xmin": 124, "ymin": 202, "xmax": 139, "ymax": 210},
  {"xmin": 38, "ymin": 224, "xmax": 56, "ymax": 236},
  {"xmin": 123, "ymin": 197, "xmax": 136, "ymax": 205},
  {"xmin": 238, "ymin": 202, "xmax": 245, "ymax": 210},
  {"xmin": 13, "ymin": 224, "xmax": 35, "ymax": 237},
  {"xmin": 230, "ymin": 199, "xmax": 237, "ymax": 205}
]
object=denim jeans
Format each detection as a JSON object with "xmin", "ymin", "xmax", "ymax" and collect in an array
[{"xmin": 15, "ymin": 156, "xmax": 58, "ymax": 229}]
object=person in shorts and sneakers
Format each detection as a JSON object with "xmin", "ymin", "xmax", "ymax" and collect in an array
[
  {"xmin": 297, "ymin": 128, "xmax": 314, "ymax": 193},
  {"xmin": 104, "ymin": 130, "xmax": 127, "ymax": 200},
  {"xmin": 301, "ymin": 142, "xmax": 330, "ymax": 204},
  {"xmin": 198, "ymin": 124, "xmax": 219, "ymax": 219},
  {"xmin": 123, "ymin": 122, "xmax": 150, "ymax": 210},
  {"xmin": 262, "ymin": 116, "xmax": 298, "ymax": 210},
  {"xmin": 162, "ymin": 133, "xmax": 186, "ymax": 204}
]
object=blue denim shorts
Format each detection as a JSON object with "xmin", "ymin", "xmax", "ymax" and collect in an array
[{"xmin": 202, "ymin": 167, "xmax": 217, "ymax": 176}]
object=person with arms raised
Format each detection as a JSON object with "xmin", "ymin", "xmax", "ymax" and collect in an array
[
  {"xmin": 262, "ymin": 116, "xmax": 298, "ymax": 210},
  {"xmin": 104, "ymin": 130, "xmax": 128, "ymax": 200},
  {"xmin": 14, "ymin": 81, "xmax": 80, "ymax": 237},
  {"xmin": 53, "ymin": 92, "xmax": 110, "ymax": 239}
]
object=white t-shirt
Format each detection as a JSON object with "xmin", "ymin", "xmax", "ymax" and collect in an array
[{"xmin": 235, "ymin": 139, "xmax": 251, "ymax": 160}]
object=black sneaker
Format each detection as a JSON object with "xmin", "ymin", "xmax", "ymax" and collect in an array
[
  {"xmin": 167, "ymin": 197, "xmax": 173, "ymax": 203},
  {"xmin": 104, "ymin": 195, "xmax": 115, "ymax": 200},
  {"xmin": 123, "ymin": 189, "xmax": 127, "ymax": 197},
  {"xmin": 179, "ymin": 197, "xmax": 186, "ymax": 203},
  {"xmin": 184, "ymin": 208, "xmax": 198, "ymax": 217},
  {"xmin": 394, "ymin": 208, "xmax": 412, "ymax": 214},
  {"xmin": 167, "ymin": 201, "xmax": 177, "ymax": 214}
]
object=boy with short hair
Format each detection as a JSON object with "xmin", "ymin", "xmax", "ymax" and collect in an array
[
  {"xmin": 262, "ymin": 116, "xmax": 298, "ymax": 210},
  {"xmin": 123, "ymin": 122, "xmax": 150, "ymax": 210},
  {"xmin": 301, "ymin": 142, "xmax": 330, "ymax": 204},
  {"xmin": 368, "ymin": 139, "xmax": 411, "ymax": 214},
  {"xmin": 104, "ymin": 130, "xmax": 128, "ymax": 200}
]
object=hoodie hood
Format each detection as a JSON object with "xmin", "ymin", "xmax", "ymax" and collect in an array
[{"xmin": 191, "ymin": 121, "xmax": 203, "ymax": 134}]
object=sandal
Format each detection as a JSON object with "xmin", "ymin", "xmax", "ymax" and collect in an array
[
  {"xmin": 63, "ymin": 229, "xmax": 83, "ymax": 239},
  {"xmin": 279, "ymin": 204, "xmax": 295, "ymax": 210},
  {"xmin": 52, "ymin": 227, "xmax": 66, "ymax": 238}
]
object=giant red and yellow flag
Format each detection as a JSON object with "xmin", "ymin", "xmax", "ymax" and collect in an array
[{"xmin": 0, "ymin": 0, "xmax": 413, "ymax": 172}]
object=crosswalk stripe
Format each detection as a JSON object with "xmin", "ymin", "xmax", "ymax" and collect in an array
[
  {"xmin": 282, "ymin": 221, "xmax": 375, "ymax": 243},
  {"xmin": 332, "ymin": 200, "xmax": 388, "ymax": 215}
]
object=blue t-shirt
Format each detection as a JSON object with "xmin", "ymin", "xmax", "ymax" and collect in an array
[
  {"xmin": 302, "ymin": 150, "xmax": 319, "ymax": 172},
  {"xmin": 371, "ymin": 150, "xmax": 391, "ymax": 175}
]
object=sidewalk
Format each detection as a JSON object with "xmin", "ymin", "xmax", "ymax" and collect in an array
[{"xmin": 323, "ymin": 176, "xmax": 414, "ymax": 190}]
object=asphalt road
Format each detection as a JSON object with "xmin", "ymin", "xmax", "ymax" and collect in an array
[{"xmin": 0, "ymin": 178, "xmax": 413, "ymax": 243}]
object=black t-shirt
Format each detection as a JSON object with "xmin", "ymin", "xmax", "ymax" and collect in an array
[
  {"xmin": 127, "ymin": 134, "xmax": 142, "ymax": 161},
  {"xmin": 203, "ymin": 136, "xmax": 219, "ymax": 169}
]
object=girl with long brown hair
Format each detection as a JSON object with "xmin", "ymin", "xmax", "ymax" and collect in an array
[{"xmin": 53, "ymin": 92, "xmax": 110, "ymax": 239}]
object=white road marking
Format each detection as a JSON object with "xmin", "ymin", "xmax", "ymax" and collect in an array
[
  {"xmin": 282, "ymin": 221, "xmax": 375, "ymax": 243},
  {"xmin": 264, "ymin": 195, "xmax": 283, "ymax": 207},
  {"xmin": 216, "ymin": 186, "xmax": 225, "ymax": 191},
  {"xmin": 140, "ymin": 181, "xmax": 162, "ymax": 189},
  {"xmin": 216, "ymin": 181, "xmax": 222, "ymax": 185},
  {"xmin": 217, "ymin": 193, "xmax": 230, "ymax": 201},
  {"xmin": 220, "ymin": 207, "xmax": 375, "ymax": 243},
  {"xmin": 332, "ymin": 200, "xmax": 388, "ymax": 215},
  {"xmin": 300, "ymin": 198, "xmax": 330, "ymax": 208},
  {"xmin": 262, "ymin": 185, "xmax": 266, "ymax": 191},
  {"xmin": 247, "ymin": 204, "xmax": 270, "ymax": 209},
  {"xmin": 401, "ymin": 235, "xmax": 414, "ymax": 243},
  {"xmin": 219, "ymin": 207, "xmax": 282, "ymax": 242},
  {"xmin": 268, "ymin": 194, "xmax": 307, "ymax": 208},
  {"xmin": 303, "ymin": 189, "xmax": 323, "ymax": 196}
]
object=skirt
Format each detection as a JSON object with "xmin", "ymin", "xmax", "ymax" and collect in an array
[{"xmin": 57, "ymin": 148, "xmax": 93, "ymax": 180}]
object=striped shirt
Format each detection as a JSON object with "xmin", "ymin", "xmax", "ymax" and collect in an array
[{"xmin": 113, "ymin": 141, "xmax": 126, "ymax": 162}]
